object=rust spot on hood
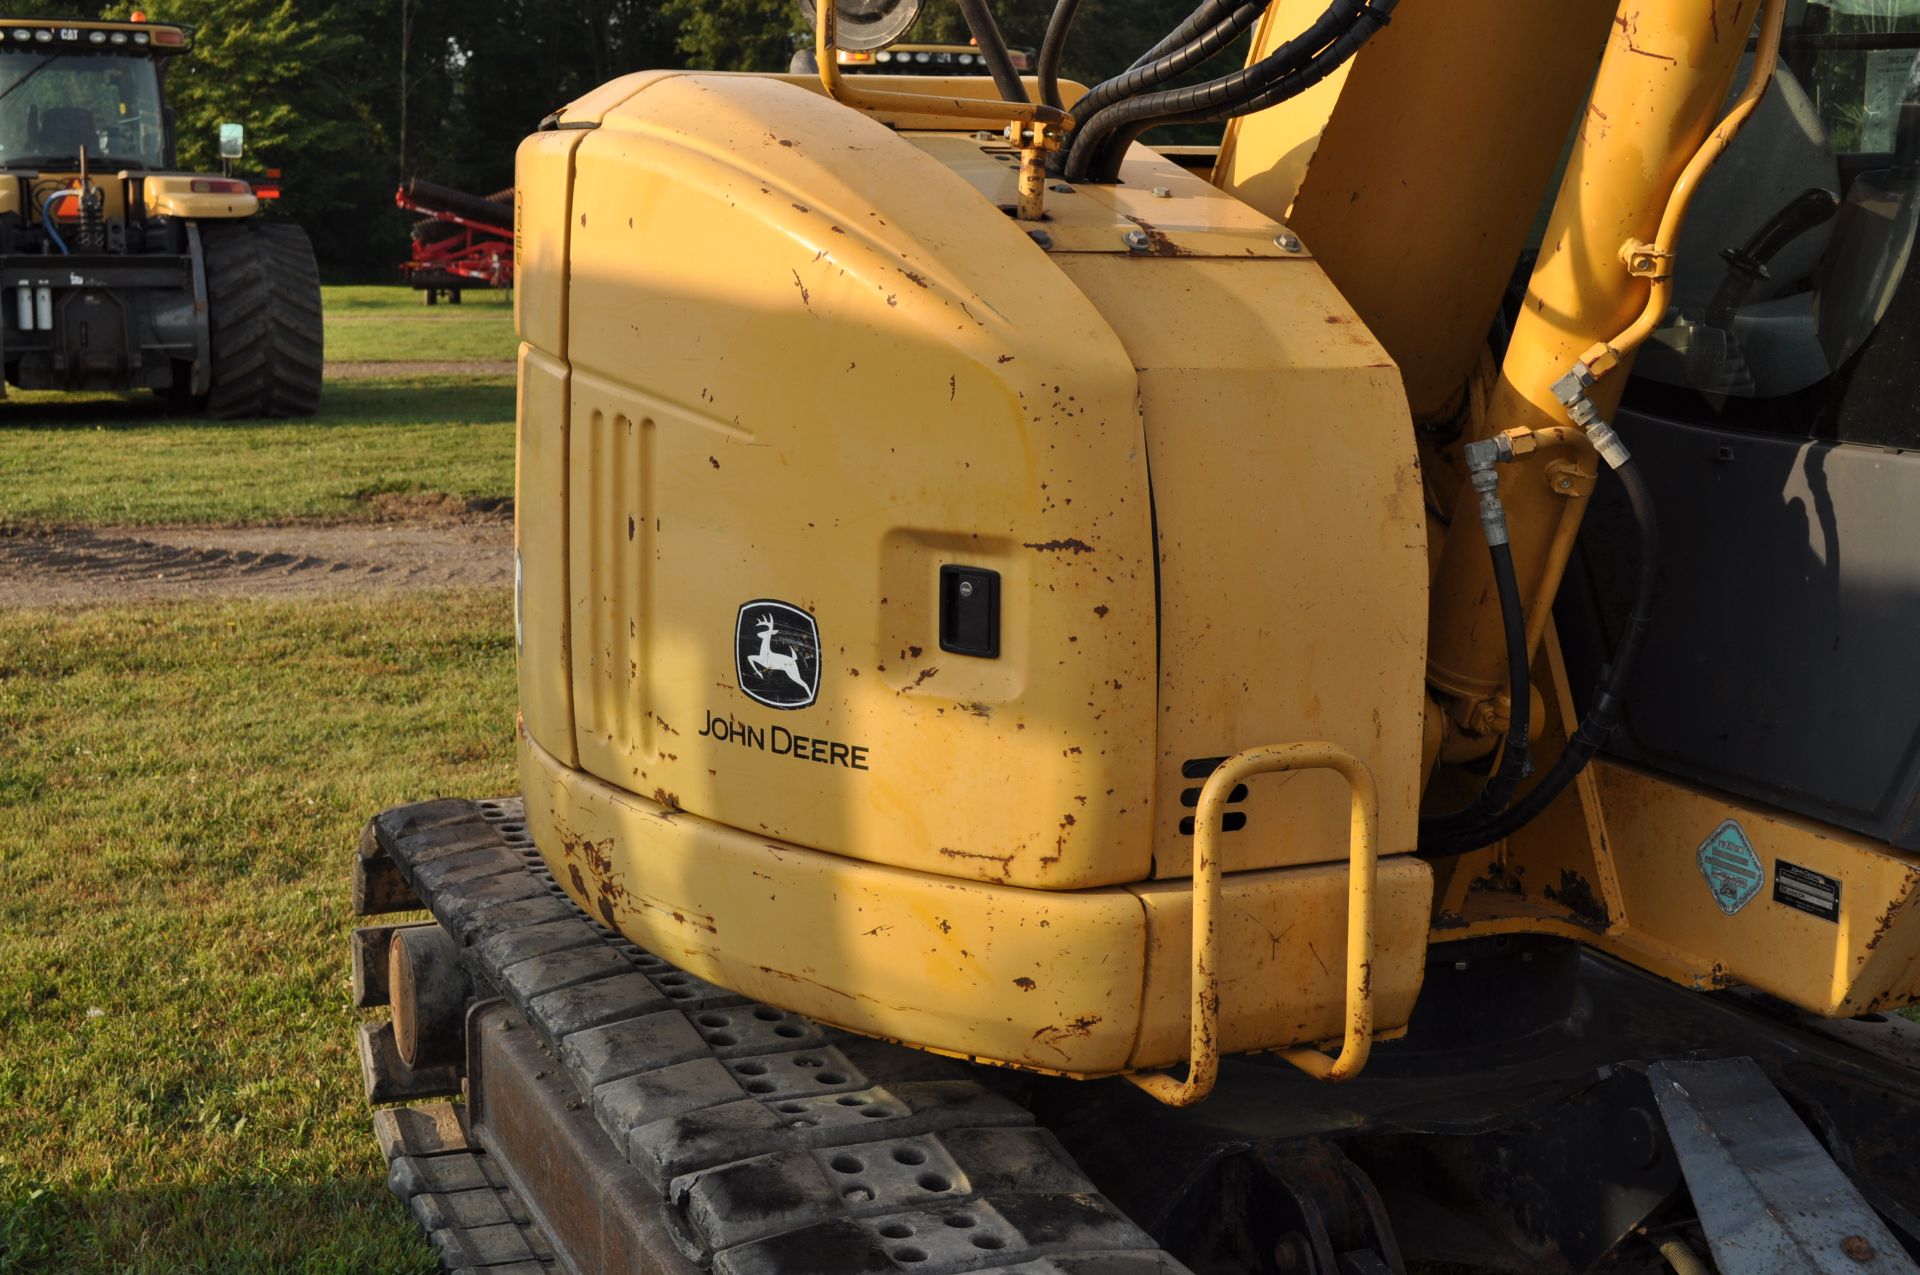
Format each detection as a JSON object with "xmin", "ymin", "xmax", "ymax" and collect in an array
[
  {"xmin": 1122, "ymin": 216, "xmax": 1185, "ymax": 257},
  {"xmin": 1023, "ymin": 538, "xmax": 1093, "ymax": 554},
  {"xmin": 1032, "ymin": 1015, "xmax": 1102, "ymax": 1055},
  {"xmin": 939, "ymin": 846, "xmax": 1014, "ymax": 881}
]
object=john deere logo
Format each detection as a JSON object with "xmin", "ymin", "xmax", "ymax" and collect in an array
[
  {"xmin": 735, "ymin": 600, "xmax": 820, "ymax": 710},
  {"xmin": 1697, "ymin": 819, "xmax": 1763, "ymax": 916}
]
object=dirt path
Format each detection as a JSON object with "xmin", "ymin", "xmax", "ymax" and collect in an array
[{"xmin": 0, "ymin": 516, "xmax": 512, "ymax": 607}]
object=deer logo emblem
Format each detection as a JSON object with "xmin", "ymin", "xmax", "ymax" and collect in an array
[{"xmin": 734, "ymin": 600, "xmax": 820, "ymax": 709}]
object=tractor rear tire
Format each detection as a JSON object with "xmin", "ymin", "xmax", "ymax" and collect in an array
[{"xmin": 201, "ymin": 221, "xmax": 324, "ymax": 419}]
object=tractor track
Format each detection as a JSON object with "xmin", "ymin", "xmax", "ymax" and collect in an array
[{"xmin": 0, "ymin": 517, "xmax": 511, "ymax": 607}]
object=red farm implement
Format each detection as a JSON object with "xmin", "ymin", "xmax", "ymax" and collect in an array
[{"xmin": 395, "ymin": 177, "xmax": 513, "ymax": 304}]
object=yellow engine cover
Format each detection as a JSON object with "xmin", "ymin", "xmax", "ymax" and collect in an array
[{"xmin": 514, "ymin": 71, "xmax": 1432, "ymax": 1075}]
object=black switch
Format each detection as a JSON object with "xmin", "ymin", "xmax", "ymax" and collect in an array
[{"xmin": 939, "ymin": 565, "xmax": 1000, "ymax": 658}]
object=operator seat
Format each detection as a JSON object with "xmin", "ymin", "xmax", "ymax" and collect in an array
[{"xmin": 33, "ymin": 106, "xmax": 96, "ymax": 158}]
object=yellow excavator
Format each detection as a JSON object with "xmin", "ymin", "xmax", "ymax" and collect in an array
[{"xmin": 351, "ymin": 1, "xmax": 1920, "ymax": 1270}]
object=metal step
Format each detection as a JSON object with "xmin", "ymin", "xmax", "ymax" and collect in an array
[{"xmin": 356, "ymin": 796, "xmax": 1193, "ymax": 1275}]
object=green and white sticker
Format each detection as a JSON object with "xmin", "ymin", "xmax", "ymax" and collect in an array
[{"xmin": 1697, "ymin": 819, "xmax": 1763, "ymax": 916}]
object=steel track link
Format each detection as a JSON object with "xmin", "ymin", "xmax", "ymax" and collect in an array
[{"xmin": 355, "ymin": 797, "xmax": 1192, "ymax": 1275}]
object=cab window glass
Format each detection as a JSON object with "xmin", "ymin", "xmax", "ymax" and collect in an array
[
  {"xmin": 1631, "ymin": 0, "xmax": 1920, "ymax": 447},
  {"xmin": 0, "ymin": 51, "xmax": 166, "ymax": 170}
]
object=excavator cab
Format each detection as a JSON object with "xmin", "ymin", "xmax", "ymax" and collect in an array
[{"xmin": 1573, "ymin": 7, "xmax": 1920, "ymax": 862}]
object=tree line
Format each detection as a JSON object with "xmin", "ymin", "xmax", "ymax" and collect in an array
[{"xmin": 7, "ymin": 0, "xmax": 1205, "ymax": 278}]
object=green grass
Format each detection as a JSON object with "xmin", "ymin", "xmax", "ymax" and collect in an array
[
  {"xmin": 0, "ymin": 590, "xmax": 515, "ymax": 1273},
  {"xmin": 323, "ymin": 285, "xmax": 512, "ymax": 316},
  {"xmin": 326, "ymin": 320, "xmax": 514, "ymax": 364},
  {"xmin": 0, "ymin": 376, "xmax": 514, "ymax": 527},
  {"xmin": 323, "ymin": 286, "xmax": 515, "ymax": 363}
]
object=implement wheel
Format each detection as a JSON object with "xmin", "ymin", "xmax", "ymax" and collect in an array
[{"xmin": 200, "ymin": 221, "xmax": 324, "ymax": 418}]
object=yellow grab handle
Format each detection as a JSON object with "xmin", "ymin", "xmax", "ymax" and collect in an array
[{"xmin": 1127, "ymin": 742, "xmax": 1381, "ymax": 1107}]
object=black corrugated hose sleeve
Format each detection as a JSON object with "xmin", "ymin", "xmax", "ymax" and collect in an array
[
  {"xmin": 1085, "ymin": 0, "xmax": 1394, "ymax": 181},
  {"xmin": 1419, "ymin": 540, "xmax": 1532, "ymax": 841},
  {"xmin": 1063, "ymin": 0, "xmax": 1390, "ymax": 181},
  {"xmin": 1072, "ymin": 0, "xmax": 1266, "ymax": 122},
  {"xmin": 1074, "ymin": 30, "xmax": 1351, "ymax": 183},
  {"xmin": 1127, "ymin": 0, "xmax": 1244, "ymax": 74},
  {"xmin": 1068, "ymin": 0, "xmax": 1360, "ymax": 172},
  {"xmin": 956, "ymin": 0, "xmax": 1032, "ymax": 106},
  {"xmin": 1421, "ymin": 457, "xmax": 1661, "ymax": 858},
  {"xmin": 1037, "ymin": 0, "xmax": 1082, "ymax": 111}
]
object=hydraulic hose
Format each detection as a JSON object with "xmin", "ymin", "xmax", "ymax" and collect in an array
[
  {"xmin": 955, "ymin": 0, "xmax": 1031, "ymax": 106},
  {"xmin": 1421, "ymin": 454, "xmax": 1660, "ymax": 858},
  {"xmin": 1127, "ymin": 0, "xmax": 1248, "ymax": 75},
  {"xmin": 1063, "ymin": 0, "xmax": 1392, "ymax": 182},
  {"xmin": 1073, "ymin": 41, "xmax": 1345, "ymax": 182},
  {"xmin": 40, "ymin": 189, "xmax": 75, "ymax": 254},
  {"xmin": 1070, "ymin": 0, "xmax": 1362, "ymax": 161},
  {"xmin": 1071, "ymin": 25, "xmax": 1356, "ymax": 182},
  {"xmin": 1072, "ymin": 0, "xmax": 1266, "ymax": 124},
  {"xmin": 1036, "ymin": 0, "xmax": 1082, "ymax": 111}
]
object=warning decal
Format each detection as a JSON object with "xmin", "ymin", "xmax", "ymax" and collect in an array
[
  {"xmin": 1697, "ymin": 819, "xmax": 1764, "ymax": 916},
  {"xmin": 1774, "ymin": 860, "xmax": 1841, "ymax": 923}
]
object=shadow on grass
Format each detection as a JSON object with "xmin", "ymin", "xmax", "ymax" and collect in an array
[
  {"xmin": 1, "ymin": 1174, "xmax": 436, "ymax": 1274},
  {"xmin": 0, "ymin": 376, "xmax": 513, "ymax": 432}
]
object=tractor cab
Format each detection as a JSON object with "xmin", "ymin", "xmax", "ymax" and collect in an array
[{"xmin": 0, "ymin": 20, "xmax": 185, "ymax": 175}]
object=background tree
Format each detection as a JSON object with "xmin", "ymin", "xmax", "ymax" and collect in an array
[
  {"xmin": 665, "ymin": 0, "xmax": 801, "ymax": 72},
  {"xmin": 0, "ymin": 0, "xmax": 1246, "ymax": 278}
]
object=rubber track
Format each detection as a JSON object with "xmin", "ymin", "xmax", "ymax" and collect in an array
[
  {"xmin": 202, "ymin": 222, "xmax": 324, "ymax": 418},
  {"xmin": 365, "ymin": 798, "xmax": 1191, "ymax": 1275},
  {"xmin": 373, "ymin": 1102, "xmax": 561, "ymax": 1274}
]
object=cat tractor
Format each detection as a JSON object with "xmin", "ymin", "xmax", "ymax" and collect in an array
[
  {"xmin": 0, "ymin": 16, "xmax": 320, "ymax": 415},
  {"xmin": 351, "ymin": 0, "xmax": 1920, "ymax": 1270}
]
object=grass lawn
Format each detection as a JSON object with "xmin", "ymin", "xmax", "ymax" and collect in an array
[
  {"xmin": 324, "ymin": 285, "xmax": 512, "ymax": 315},
  {"xmin": 0, "ymin": 590, "xmax": 515, "ymax": 1273},
  {"xmin": 323, "ymin": 285, "xmax": 515, "ymax": 363},
  {"xmin": 0, "ymin": 375, "xmax": 513, "ymax": 527}
]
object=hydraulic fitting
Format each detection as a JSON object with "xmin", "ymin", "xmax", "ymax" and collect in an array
[
  {"xmin": 1463, "ymin": 438, "xmax": 1509, "ymax": 547},
  {"xmin": 1551, "ymin": 365, "xmax": 1632, "ymax": 470}
]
